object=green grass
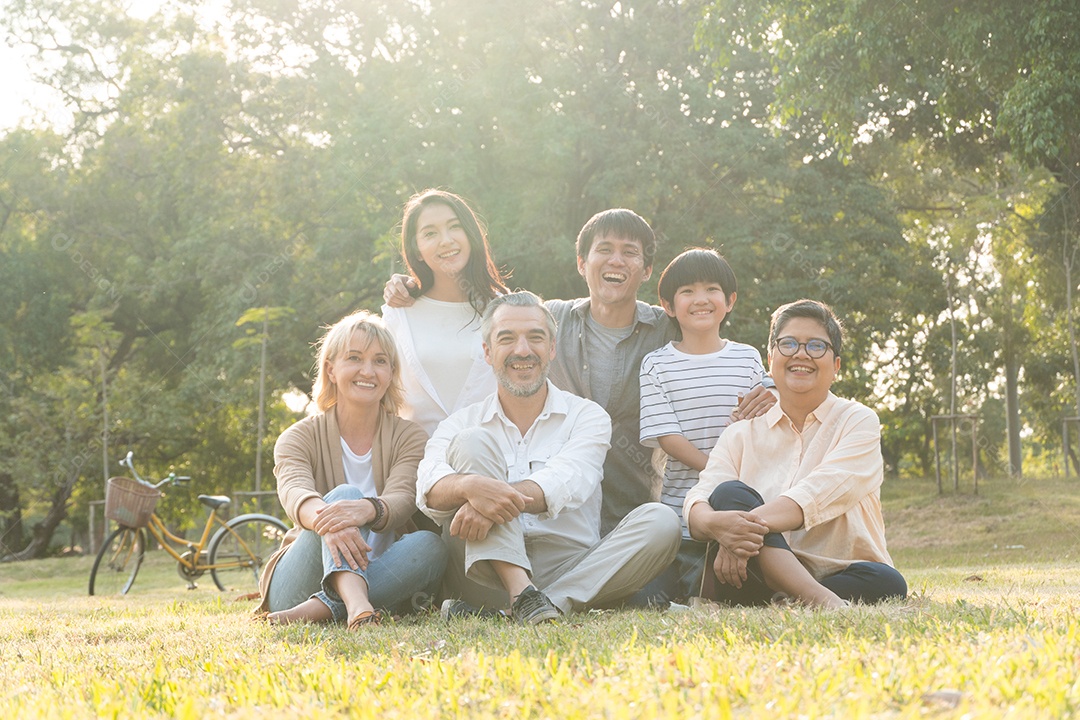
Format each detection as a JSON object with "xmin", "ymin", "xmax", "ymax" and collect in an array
[
  {"xmin": 2, "ymin": 473, "xmax": 1079, "ymax": 718},
  {"xmin": 883, "ymin": 472, "xmax": 1080, "ymax": 567}
]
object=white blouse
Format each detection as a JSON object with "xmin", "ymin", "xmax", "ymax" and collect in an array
[{"xmin": 382, "ymin": 298, "xmax": 496, "ymax": 436}]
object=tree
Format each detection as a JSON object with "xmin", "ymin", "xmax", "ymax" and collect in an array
[
  {"xmin": 1, "ymin": 0, "xmax": 934, "ymax": 555},
  {"xmin": 234, "ymin": 306, "xmax": 297, "ymax": 494},
  {"xmin": 697, "ymin": 0, "xmax": 1080, "ymax": 476}
]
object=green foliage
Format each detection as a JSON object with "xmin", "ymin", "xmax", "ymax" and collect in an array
[
  {"xmin": 696, "ymin": 0, "xmax": 1080, "ymax": 168},
  {"xmin": 0, "ymin": 0, "xmax": 929, "ymax": 554},
  {"xmin": 696, "ymin": 0, "xmax": 1080, "ymax": 476},
  {"xmin": 4, "ymin": 0, "xmax": 1076, "ymax": 551}
]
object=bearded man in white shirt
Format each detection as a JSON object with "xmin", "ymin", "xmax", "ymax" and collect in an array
[{"xmin": 417, "ymin": 291, "xmax": 681, "ymax": 624}]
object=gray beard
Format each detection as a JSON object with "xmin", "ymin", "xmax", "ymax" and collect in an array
[{"xmin": 498, "ymin": 373, "xmax": 548, "ymax": 398}]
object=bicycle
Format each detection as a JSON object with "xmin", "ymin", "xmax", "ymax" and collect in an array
[{"xmin": 89, "ymin": 451, "xmax": 288, "ymax": 596}]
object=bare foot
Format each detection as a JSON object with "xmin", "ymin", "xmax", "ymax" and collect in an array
[
  {"xmin": 801, "ymin": 590, "xmax": 849, "ymax": 609},
  {"xmin": 267, "ymin": 598, "xmax": 334, "ymax": 625}
]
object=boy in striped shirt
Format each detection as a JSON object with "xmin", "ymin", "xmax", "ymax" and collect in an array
[{"xmin": 637, "ymin": 248, "xmax": 774, "ymax": 604}]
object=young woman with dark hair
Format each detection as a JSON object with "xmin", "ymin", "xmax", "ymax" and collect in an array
[{"xmin": 382, "ymin": 189, "xmax": 509, "ymax": 435}]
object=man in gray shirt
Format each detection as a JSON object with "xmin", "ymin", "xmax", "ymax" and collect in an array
[{"xmin": 544, "ymin": 209, "xmax": 675, "ymax": 534}]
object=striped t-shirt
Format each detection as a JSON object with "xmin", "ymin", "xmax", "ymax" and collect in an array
[{"xmin": 639, "ymin": 340, "xmax": 766, "ymax": 536}]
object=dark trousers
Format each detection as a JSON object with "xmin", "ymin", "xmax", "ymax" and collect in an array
[{"xmin": 703, "ymin": 481, "xmax": 907, "ymax": 605}]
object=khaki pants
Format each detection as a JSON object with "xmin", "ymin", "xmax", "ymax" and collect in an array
[{"xmin": 440, "ymin": 426, "xmax": 681, "ymax": 613}]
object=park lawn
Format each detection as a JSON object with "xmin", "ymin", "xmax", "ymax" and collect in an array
[{"xmin": 1, "ymin": 473, "xmax": 1078, "ymax": 718}]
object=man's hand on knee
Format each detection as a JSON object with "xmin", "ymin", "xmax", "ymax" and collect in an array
[
  {"xmin": 449, "ymin": 503, "xmax": 495, "ymax": 541},
  {"xmin": 465, "ymin": 476, "xmax": 532, "ymax": 523}
]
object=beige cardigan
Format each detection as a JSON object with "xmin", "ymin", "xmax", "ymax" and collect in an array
[{"xmin": 257, "ymin": 407, "xmax": 428, "ymax": 609}]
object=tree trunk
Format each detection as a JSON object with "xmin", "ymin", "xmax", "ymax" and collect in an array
[
  {"xmin": 0, "ymin": 472, "xmax": 24, "ymax": 557},
  {"xmin": 256, "ymin": 317, "xmax": 268, "ymax": 494},
  {"xmin": 1003, "ymin": 291, "xmax": 1023, "ymax": 478},
  {"xmin": 1065, "ymin": 240, "xmax": 1080, "ymax": 420},
  {"xmin": 919, "ymin": 416, "xmax": 933, "ymax": 477},
  {"xmin": 946, "ymin": 272, "xmax": 959, "ymax": 489},
  {"xmin": 1063, "ymin": 200, "xmax": 1080, "ymax": 477},
  {"xmin": 1, "ymin": 466, "xmax": 79, "ymax": 562}
]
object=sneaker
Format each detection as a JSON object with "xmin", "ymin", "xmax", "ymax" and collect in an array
[
  {"xmin": 511, "ymin": 585, "xmax": 561, "ymax": 625},
  {"xmin": 440, "ymin": 598, "xmax": 502, "ymax": 621}
]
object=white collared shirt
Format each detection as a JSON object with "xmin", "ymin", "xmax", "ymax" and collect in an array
[{"xmin": 417, "ymin": 381, "xmax": 612, "ymax": 547}]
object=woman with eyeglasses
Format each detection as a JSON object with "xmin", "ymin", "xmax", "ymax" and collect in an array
[{"xmin": 684, "ymin": 299, "xmax": 906, "ymax": 608}]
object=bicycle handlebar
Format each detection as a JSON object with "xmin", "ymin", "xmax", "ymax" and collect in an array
[{"xmin": 120, "ymin": 451, "xmax": 190, "ymax": 489}]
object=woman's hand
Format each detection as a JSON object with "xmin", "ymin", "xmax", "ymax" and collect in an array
[
  {"xmin": 323, "ymin": 527, "xmax": 372, "ymax": 571},
  {"xmin": 312, "ymin": 499, "xmax": 377, "ymax": 535},
  {"xmin": 713, "ymin": 544, "xmax": 749, "ymax": 588},
  {"xmin": 711, "ymin": 510, "xmax": 768, "ymax": 559}
]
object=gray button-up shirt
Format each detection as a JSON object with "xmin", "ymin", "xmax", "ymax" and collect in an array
[{"xmin": 546, "ymin": 297, "xmax": 677, "ymax": 534}]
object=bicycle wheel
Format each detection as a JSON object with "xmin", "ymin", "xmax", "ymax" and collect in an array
[
  {"xmin": 208, "ymin": 513, "xmax": 287, "ymax": 593},
  {"xmin": 89, "ymin": 526, "xmax": 146, "ymax": 596}
]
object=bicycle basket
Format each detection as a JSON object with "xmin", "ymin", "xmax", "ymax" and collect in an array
[{"xmin": 104, "ymin": 476, "xmax": 161, "ymax": 528}]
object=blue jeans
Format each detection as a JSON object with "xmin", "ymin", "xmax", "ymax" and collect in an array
[
  {"xmin": 266, "ymin": 485, "xmax": 447, "ymax": 621},
  {"xmin": 705, "ymin": 480, "xmax": 907, "ymax": 605}
]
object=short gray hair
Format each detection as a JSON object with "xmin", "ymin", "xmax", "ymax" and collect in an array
[
  {"xmin": 768, "ymin": 299, "xmax": 844, "ymax": 358},
  {"xmin": 480, "ymin": 291, "xmax": 558, "ymax": 344}
]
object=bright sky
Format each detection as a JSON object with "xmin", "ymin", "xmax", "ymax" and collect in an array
[
  {"xmin": 0, "ymin": 40, "xmax": 60, "ymax": 131},
  {"xmin": 0, "ymin": 0, "xmax": 169, "ymax": 133}
]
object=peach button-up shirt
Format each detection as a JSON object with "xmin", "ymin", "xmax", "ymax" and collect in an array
[{"xmin": 684, "ymin": 392, "xmax": 894, "ymax": 579}]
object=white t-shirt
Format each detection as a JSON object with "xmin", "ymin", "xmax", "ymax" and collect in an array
[
  {"xmin": 405, "ymin": 297, "xmax": 477, "ymax": 407},
  {"xmin": 639, "ymin": 340, "xmax": 766, "ymax": 537},
  {"xmin": 382, "ymin": 299, "xmax": 496, "ymax": 435},
  {"xmin": 339, "ymin": 438, "xmax": 393, "ymax": 561}
]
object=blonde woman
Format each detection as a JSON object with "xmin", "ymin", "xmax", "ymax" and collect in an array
[{"xmin": 259, "ymin": 311, "xmax": 447, "ymax": 628}]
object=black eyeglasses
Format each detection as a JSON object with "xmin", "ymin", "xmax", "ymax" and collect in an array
[{"xmin": 772, "ymin": 336, "xmax": 834, "ymax": 359}]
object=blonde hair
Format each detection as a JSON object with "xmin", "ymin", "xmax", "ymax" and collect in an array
[{"xmin": 311, "ymin": 310, "xmax": 405, "ymax": 414}]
